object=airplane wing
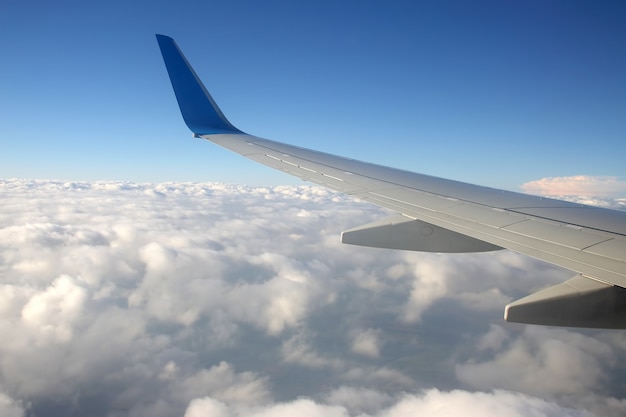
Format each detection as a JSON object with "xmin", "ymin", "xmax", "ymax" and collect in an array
[{"xmin": 156, "ymin": 34, "xmax": 626, "ymax": 329}]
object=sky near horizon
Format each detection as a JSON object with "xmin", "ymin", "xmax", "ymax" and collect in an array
[{"xmin": 1, "ymin": 0, "xmax": 625, "ymax": 192}]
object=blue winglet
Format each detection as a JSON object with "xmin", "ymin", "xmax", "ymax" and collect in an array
[{"xmin": 156, "ymin": 34, "xmax": 242, "ymax": 135}]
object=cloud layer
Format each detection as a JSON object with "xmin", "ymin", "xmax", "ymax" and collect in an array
[{"xmin": 0, "ymin": 179, "xmax": 625, "ymax": 416}]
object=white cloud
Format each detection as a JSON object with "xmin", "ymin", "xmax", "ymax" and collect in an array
[
  {"xmin": 183, "ymin": 388, "xmax": 592, "ymax": 417},
  {"xmin": 351, "ymin": 328, "xmax": 383, "ymax": 358},
  {"xmin": 21, "ymin": 275, "xmax": 87, "ymax": 343},
  {"xmin": 281, "ymin": 329, "xmax": 344, "ymax": 369},
  {"xmin": 401, "ymin": 259, "xmax": 449, "ymax": 323},
  {"xmin": 341, "ymin": 365, "xmax": 415, "ymax": 389},
  {"xmin": 0, "ymin": 179, "xmax": 625, "ymax": 416},
  {"xmin": 178, "ymin": 362, "xmax": 271, "ymax": 407},
  {"xmin": 185, "ymin": 397, "xmax": 232, "ymax": 417},
  {"xmin": 475, "ymin": 324, "xmax": 510, "ymax": 352},
  {"xmin": 457, "ymin": 326, "xmax": 616, "ymax": 399},
  {"xmin": 378, "ymin": 389, "xmax": 592, "ymax": 417},
  {"xmin": 185, "ymin": 397, "xmax": 350, "ymax": 417},
  {"xmin": 521, "ymin": 175, "xmax": 626, "ymax": 197},
  {"xmin": 0, "ymin": 392, "xmax": 27, "ymax": 417}
]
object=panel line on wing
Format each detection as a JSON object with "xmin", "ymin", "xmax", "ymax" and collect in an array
[
  {"xmin": 584, "ymin": 238, "xmax": 626, "ymax": 262},
  {"xmin": 502, "ymin": 219, "xmax": 614, "ymax": 251},
  {"xmin": 322, "ymin": 173, "xmax": 344, "ymax": 182}
]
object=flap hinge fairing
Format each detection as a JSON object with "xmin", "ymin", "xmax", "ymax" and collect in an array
[
  {"xmin": 341, "ymin": 215, "xmax": 502, "ymax": 253},
  {"xmin": 505, "ymin": 274, "xmax": 626, "ymax": 329}
]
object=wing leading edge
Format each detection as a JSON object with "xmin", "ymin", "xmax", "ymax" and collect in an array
[{"xmin": 156, "ymin": 34, "xmax": 626, "ymax": 329}]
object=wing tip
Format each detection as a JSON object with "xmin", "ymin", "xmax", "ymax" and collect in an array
[{"xmin": 156, "ymin": 34, "xmax": 242, "ymax": 135}]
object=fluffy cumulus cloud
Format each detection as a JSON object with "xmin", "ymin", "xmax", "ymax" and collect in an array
[
  {"xmin": 521, "ymin": 175, "xmax": 626, "ymax": 199},
  {"xmin": 0, "ymin": 179, "xmax": 625, "ymax": 416},
  {"xmin": 184, "ymin": 389, "xmax": 592, "ymax": 417}
]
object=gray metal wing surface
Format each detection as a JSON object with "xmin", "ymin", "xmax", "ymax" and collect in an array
[{"xmin": 157, "ymin": 34, "xmax": 626, "ymax": 329}]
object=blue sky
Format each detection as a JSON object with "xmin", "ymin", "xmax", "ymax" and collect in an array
[{"xmin": 2, "ymin": 0, "xmax": 625, "ymax": 190}]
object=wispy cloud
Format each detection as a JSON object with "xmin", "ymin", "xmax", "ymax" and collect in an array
[
  {"xmin": 0, "ymin": 179, "xmax": 624, "ymax": 416},
  {"xmin": 521, "ymin": 175, "xmax": 626, "ymax": 198}
]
